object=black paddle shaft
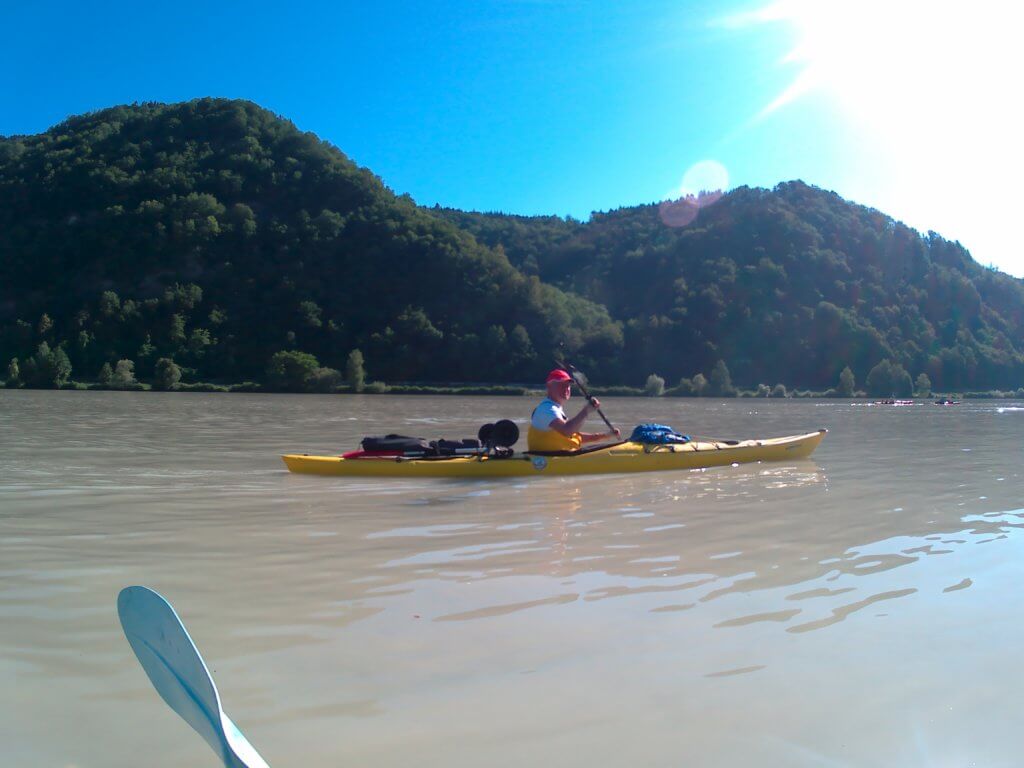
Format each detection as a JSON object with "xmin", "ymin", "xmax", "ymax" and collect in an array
[{"xmin": 555, "ymin": 359, "xmax": 616, "ymax": 433}]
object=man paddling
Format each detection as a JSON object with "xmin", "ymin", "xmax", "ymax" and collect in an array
[{"xmin": 528, "ymin": 368, "xmax": 621, "ymax": 451}]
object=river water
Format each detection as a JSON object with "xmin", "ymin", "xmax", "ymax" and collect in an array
[{"xmin": 2, "ymin": 391, "xmax": 1023, "ymax": 767}]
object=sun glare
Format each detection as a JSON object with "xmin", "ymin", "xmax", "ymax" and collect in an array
[
  {"xmin": 722, "ymin": 1, "xmax": 1024, "ymax": 274},
  {"xmin": 730, "ymin": 1, "xmax": 1001, "ymax": 119}
]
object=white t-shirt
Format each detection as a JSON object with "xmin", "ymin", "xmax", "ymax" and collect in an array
[{"xmin": 531, "ymin": 398, "xmax": 567, "ymax": 430}]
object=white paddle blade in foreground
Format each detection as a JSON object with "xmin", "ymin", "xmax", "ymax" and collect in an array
[{"xmin": 117, "ymin": 586, "xmax": 270, "ymax": 768}]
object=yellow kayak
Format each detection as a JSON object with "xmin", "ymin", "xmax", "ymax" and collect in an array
[{"xmin": 282, "ymin": 429, "xmax": 826, "ymax": 478}]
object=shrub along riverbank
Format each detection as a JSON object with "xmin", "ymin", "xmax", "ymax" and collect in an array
[
  {"xmin": 4, "ymin": 346, "xmax": 1021, "ymax": 398},
  {"xmin": 11, "ymin": 342, "xmax": 1023, "ymax": 398},
  {"xmin": 4, "ymin": 371, "xmax": 1019, "ymax": 400}
]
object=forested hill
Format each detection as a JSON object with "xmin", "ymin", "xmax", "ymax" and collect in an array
[
  {"xmin": 2, "ymin": 98, "xmax": 1023, "ymax": 394},
  {"xmin": 0, "ymin": 99, "xmax": 620, "ymax": 388},
  {"xmin": 440, "ymin": 186, "xmax": 1024, "ymax": 392}
]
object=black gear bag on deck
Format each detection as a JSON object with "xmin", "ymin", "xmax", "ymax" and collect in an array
[{"xmin": 360, "ymin": 434, "xmax": 431, "ymax": 452}]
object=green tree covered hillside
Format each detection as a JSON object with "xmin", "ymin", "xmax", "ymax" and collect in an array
[
  {"xmin": 2, "ymin": 98, "xmax": 1023, "ymax": 392},
  {"xmin": 0, "ymin": 99, "xmax": 620, "ymax": 388},
  {"xmin": 441, "ymin": 184, "xmax": 1024, "ymax": 391}
]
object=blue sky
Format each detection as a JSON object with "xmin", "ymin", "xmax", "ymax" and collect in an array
[{"xmin": 3, "ymin": 1, "xmax": 1020, "ymax": 276}]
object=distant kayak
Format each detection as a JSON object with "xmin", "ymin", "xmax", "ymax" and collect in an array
[
  {"xmin": 282, "ymin": 429, "xmax": 827, "ymax": 478},
  {"xmin": 873, "ymin": 399, "xmax": 915, "ymax": 406},
  {"xmin": 934, "ymin": 399, "xmax": 961, "ymax": 405}
]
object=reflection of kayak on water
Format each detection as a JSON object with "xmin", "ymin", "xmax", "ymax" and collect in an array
[{"xmin": 282, "ymin": 429, "xmax": 827, "ymax": 478}]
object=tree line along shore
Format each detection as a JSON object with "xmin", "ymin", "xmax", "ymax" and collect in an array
[{"xmin": 4, "ymin": 345, "xmax": 1018, "ymax": 399}]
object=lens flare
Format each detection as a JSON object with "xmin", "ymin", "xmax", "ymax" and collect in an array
[{"xmin": 661, "ymin": 160, "xmax": 729, "ymax": 227}]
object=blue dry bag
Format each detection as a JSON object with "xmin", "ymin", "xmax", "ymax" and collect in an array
[{"xmin": 629, "ymin": 423, "xmax": 691, "ymax": 444}]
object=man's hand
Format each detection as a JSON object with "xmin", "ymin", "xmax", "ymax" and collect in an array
[
  {"xmin": 588, "ymin": 396, "xmax": 601, "ymax": 411},
  {"xmin": 609, "ymin": 427, "xmax": 621, "ymax": 438}
]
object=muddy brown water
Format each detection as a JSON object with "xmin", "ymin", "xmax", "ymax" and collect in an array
[{"xmin": 3, "ymin": 391, "xmax": 1023, "ymax": 767}]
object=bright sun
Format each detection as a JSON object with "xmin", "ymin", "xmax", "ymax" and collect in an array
[
  {"xmin": 731, "ymin": 1, "xmax": 1011, "ymax": 120},
  {"xmin": 721, "ymin": 1, "xmax": 1024, "ymax": 274}
]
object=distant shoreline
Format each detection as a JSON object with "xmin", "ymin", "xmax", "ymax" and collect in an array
[{"xmin": 2, "ymin": 382, "xmax": 1016, "ymax": 399}]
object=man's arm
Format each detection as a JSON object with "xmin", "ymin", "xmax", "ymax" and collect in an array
[
  {"xmin": 549, "ymin": 401, "xmax": 620, "ymax": 440},
  {"xmin": 548, "ymin": 402, "xmax": 594, "ymax": 436}
]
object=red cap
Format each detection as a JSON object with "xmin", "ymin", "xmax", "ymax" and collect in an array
[{"xmin": 546, "ymin": 368, "xmax": 572, "ymax": 384}]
